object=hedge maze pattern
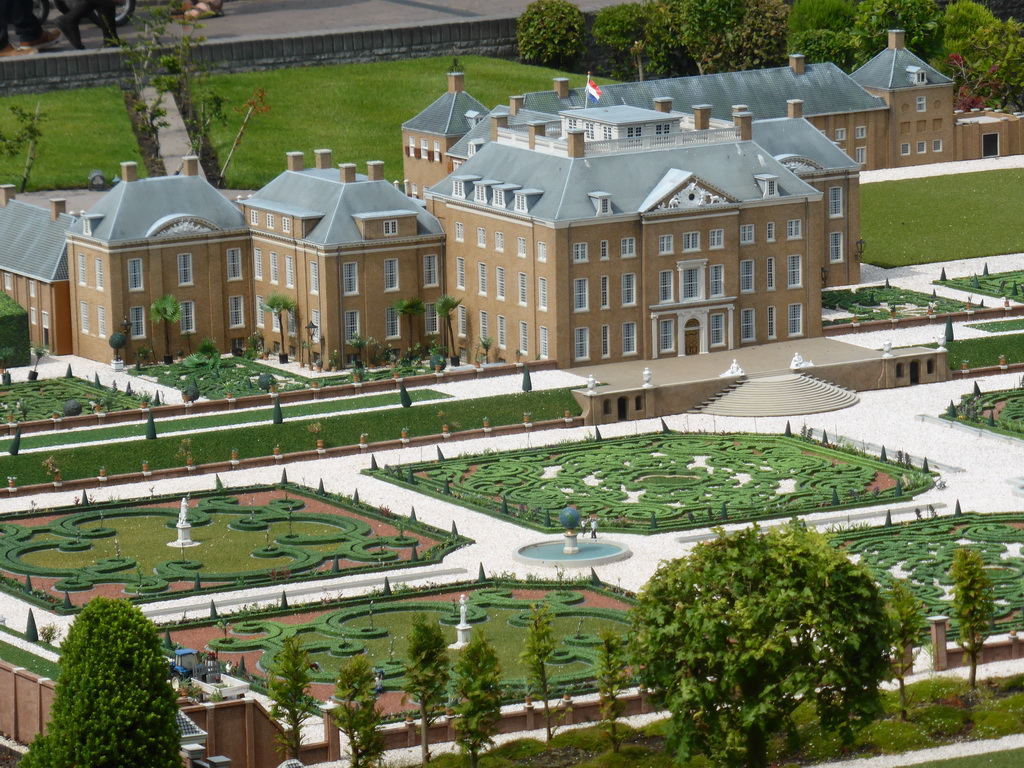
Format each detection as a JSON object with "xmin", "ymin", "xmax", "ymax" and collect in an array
[
  {"xmin": 822, "ymin": 285, "xmax": 967, "ymax": 325},
  {"xmin": 370, "ymin": 433, "xmax": 931, "ymax": 533},
  {"xmin": 0, "ymin": 485, "xmax": 462, "ymax": 603},
  {"xmin": 203, "ymin": 586, "xmax": 631, "ymax": 693},
  {"xmin": 0, "ymin": 378, "xmax": 142, "ymax": 422},
  {"xmin": 840, "ymin": 513, "xmax": 1024, "ymax": 637},
  {"xmin": 937, "ymin": 268, "xmax": 1024, "ymax": 301},
  {"xmin": 945, "ymin": 386, "xmax": 1024, "ymax": 437}
]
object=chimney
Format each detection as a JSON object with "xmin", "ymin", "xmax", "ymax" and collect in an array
[
  {"xmin": 50, "ymin": 198, "xmax": 66, "ymax": 221},
  {"xmin": 448, "ymin": 72, "xmax": 465, "ymax": 94},
  {"xmin": 731, "ymin": 104, "xmax": 748, "ymax": 119},
  {"xmin": 789, "ymin": 54, "xmax": 805, "ymax": 75},
  {"xmin": 314, "ymin": 149, "xmax": 333, "ymax": 169},
  {"xmin": 528, "ymin": 121, "xmax": 547, "ymax": 149},
  {"xmin": 692, "ymin": 105, "xmax": 712, "ymax": 131},
  {"xmin": 735, "ymin": 112, "xmax": 753, "ymax": 141},
  {"xmin": 510, "ymin": 95, "xmax": 524, "ymax": 116},
  {"xmin": 120, "ymin": 161, "xmax": 137, "ymax": 183},
  {"xmin": 553, "ymin": 78, "xmax": 569, "ymax": 99},
  {"xmin": 787, "ymin": 99, "xmax": 804, "ymax": 119},
  {"xmin": 653, "ymin": 97, "xmax": 672, "ymax": 113},
  {"xmin": 491, "ymin": 113, "xmax": 509, "ymax": 141},
  {"xmin": 566, "ymin": 129, "xmax": 585, "ymax": 158},
  {"xmin": 286, "ymin": 151, "xmax": 304, "ymax": 172},
  {"xmin": 366, "ymin": 161, "xmax": 385, "ymax": 181},
  {"xmin": 888, "ymin": 29, "xmax": 905, "ymax": 50},
  {"xmin": 339, "ymin": 163, "xmax": 357, "ymax": 183},
  {"xmin": 403, "ymin": 179, "xmax": 412, "ymax": 196},
  {"xmin": 0, "ymin": 185, "xmax": 14, "ymax": 207},
  {"xmin": 182, "ymin": 155, "xmax": 200, "ymax": 176}
]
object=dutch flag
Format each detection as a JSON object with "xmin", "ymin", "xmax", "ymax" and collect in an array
[{"xmin": 586, "ymin": 74, "xmax": 602, "ymax": 104}]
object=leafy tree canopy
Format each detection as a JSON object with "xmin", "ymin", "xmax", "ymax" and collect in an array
[
  {"xmin": 791, "ymin": 28, "xmax": 859, "ymax": 70},
  {"xmin": 665, "ymin": 0, "xmax": 790, "ymax": 74},
  {"xmin": 942, "ymin": 0, "xmax": 998, "ymax": 58},
  {"xmin": 516, "ymin": 0, "xmax": 586, "ymax": 69},
  {"xmin": 630, "ymin": 521, "xmax": 890, "ymax": 768},
  {"xmin": 853, "ymin": 0, "xmax": 943, "ymax": 64},
  {"xmin": 789, "ymin": 0, "xmax": 856, "ymax": 37},
  {"xmin": 21, "ymin": 598, "xmax": 180, "ymax": 768}
]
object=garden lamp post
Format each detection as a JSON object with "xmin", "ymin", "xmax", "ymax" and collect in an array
[
  {"xmin": 305, "ymin": 321, "xmax": 318, "ymax": 368},
  {"xmin": 856, "ymin": 238, "xmax": 866, "ymax": 259},
  {"xmin": 120, "ymin": 317, "xmax": 132, "ymax": 364}
]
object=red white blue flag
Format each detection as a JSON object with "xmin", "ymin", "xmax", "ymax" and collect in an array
[{"xmin": 586, "ymin": 75, "xmax": 602, "ymax": 104}]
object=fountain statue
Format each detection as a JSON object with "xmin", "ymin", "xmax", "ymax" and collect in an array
[{"xmin": 559, "ymin": 504, "xmax": 582, "ymax": 555}]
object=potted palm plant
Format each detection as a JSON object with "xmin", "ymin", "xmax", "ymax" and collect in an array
[
  {"xmin": 261, "ymin": 293, "xmax": 297, "ymax": 363},
  {"xmin": 27, "ymin": 346, "xmax": 47, "ymax": 380}
]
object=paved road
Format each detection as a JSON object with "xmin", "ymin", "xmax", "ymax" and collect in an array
[{"xmin": 54, "ymin": 0, "xmax": 626, "ymax": 49}]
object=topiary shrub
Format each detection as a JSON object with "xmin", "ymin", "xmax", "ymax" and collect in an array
[
  {"xmin": 183, "ymin": 383, "xmax": 200, "ymax": 403},
  {"xmin": 516, "ymin": 0, "xmax": 586, "ymax": 69},
  {"xmin": 63, "ymin": 400, "xmax": 83, "ymax": 417},
  {"xmin": 0, "ymin": 293, "xmax": 30, "ymax": 368},
  {"xmin": 257, "ymin": 372, "xmax": 274, "ymax": 392}
]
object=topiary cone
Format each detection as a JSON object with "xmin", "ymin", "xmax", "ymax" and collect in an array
[
  {"xmin": 25, "ymin": 610, "xmax": 38, "ymax": 642},
  {"xmin": 8, "ymin": 426, "xmax": 20, "ymax": 456}
]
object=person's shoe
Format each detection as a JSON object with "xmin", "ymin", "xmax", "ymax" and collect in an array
[
  {"xmin": 54, "ymin": 17, "xmax": 83, "ymax": 50},
  {"xmin": 0, "ymin": 44, "xmax": 37, "ymax": 56},
  {"xmin": 22, "ymin": 29, "xmax": 62, "ymax": 50}
]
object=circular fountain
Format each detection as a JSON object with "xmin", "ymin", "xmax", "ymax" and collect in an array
[{"xmin": 515, "ymin": 505, "xmax": 632, "ymax": 568}]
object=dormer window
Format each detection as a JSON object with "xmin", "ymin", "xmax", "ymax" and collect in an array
[
  {"xmin": 474, "ymin": 184, "xmax": 488, "ymax": 203},
  {"xmin": 465, "ymin": 110, "xmax": 481, "ymax": 127},
  {"xmin": 514, "ymin": 193, "xmax": 528, "ymax": 213},
  {"xmin": 468, "ymin": 139, "xmax": 484, "ymax": 157},
  {"xmin": 493, "ymin": 188, "xmax": 505, "ymax": 207},
  {"xmin": 588, "ymin": 191, "xmax": 612, "ymax": 216},
  {"xmin": 383, "ymin": 219, "xmax": 398, "ymax": 236},
  {"xmin": 907, "ymin": 66, "xmax": 926, "ymax": 84},
  {"xmin": 83, "ymin": 219, "xmax": 92, "ymax": 236},
  {"xmin": 755, "ymin": 174, "xmax": 778, "ymax": 198},
  {"xmin": 453, "ymin": 179, "xmax": 465, "ymax": 198}
]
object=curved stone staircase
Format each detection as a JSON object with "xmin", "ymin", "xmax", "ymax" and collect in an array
[{"xmin": 692, "ymin": 371, "xmax": 860, "ymax": 417}]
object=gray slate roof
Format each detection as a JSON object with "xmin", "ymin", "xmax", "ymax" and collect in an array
[
  {"xmin": 402, "ymin": 90, "xmax": 489, "ymax": 136},
  {"xmin": 176, "ymin": 710, "xmax": 207, "ymax": 741},
  {"xmin": 249, "ymin": 170, "xmax": 442, "ymax": 245},
  {"xmin": 428, "ymin": 134, "xmax": 820, "ymax": 223},
  {"xmin": 69, "ymin": 175, "xmax": 247, "ymax": 242},
  {"xmin": 0, "ymin": 199, "xmax": 74, "ymax": 282},
  {"xmin": 752, "ymin": 118, "xmax": 860, "ymax": 171},
  {"xmin": 522, "ymin": 63, "xmax": 887, "ymax": 123},
  {"xmin": 851, "ymin": 47, "xmax": 952, "ymax": 90}
]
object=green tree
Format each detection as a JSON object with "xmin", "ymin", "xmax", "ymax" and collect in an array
[
  {"xmin": 942, "ymin": 0, "xmax": 998, "ymax": 58},
  {"xmin": 267, "ymin": 636, "xmax": 318, "ymax": 759},
  {"xmin": 950, "ymin": 547, "xmax": 996, "ymax": 689},
  {"xmin": 334, "ymin": 654, "xmax": 385, "ymax": 768},
  {"xmin": 262, "ymin": 293, "xmax": 298, "ymax": 362},
  {"xmin": 950, "ymin": 19, "xmax": 1024, "ymax": 111},
  {"xmin": 393, "ymin": 297, "xmax": 426, "ymax": 353},
  {"xmin": 791, "ymin": 28, "xmax": 859, "ymax": 69},
  {"xmin": 149, "ymin": 294, "xmax": 181, "ymax": 363},
  {"xmin": 667, "ymin": 0, "xmax": 790, "ymax": 75},
  {"xmin": 630, "ymin": 521, "xmax": 890, "ymax": 768},
  {"xmin": 520, "ymin": 601, "xmax": 557, "ymax": 742},
  {"xmin": 404, "ymin": 614, "xmax": 451, "ymax": 765},
  {"xmin": 853, "ymin": 0, "xmax": 943, "ymax": 65},
  {"xmin": 595, "ymin": 630, "xmax": 632, "ymax": 754},
  {"xmin": 886, "ymin": 578, "xmax": 927, "ymax": 721},
  {"xmin": 593, "ymin": 2, "xmax": 661, "ymax": 80},
  {"xmin": 453, "ymin": 633, "xmax": 503, "ymax": 768},
  {"xmin": 20, "ymin": 598, "xmax": 180, "ymax": 768},
  {"xmin": 789, "ymin": 0, "xmax": 855, "ymax": 37},
  {"xmin": 517, "ymin": 0, "xmax": 586, "ymax": 69}
]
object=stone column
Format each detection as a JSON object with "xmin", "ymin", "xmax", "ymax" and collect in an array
[{"xmin": 929, "ymin": 615, "xmax": 949, "ymax": 671}]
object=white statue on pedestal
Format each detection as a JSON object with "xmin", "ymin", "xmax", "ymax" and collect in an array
[
  {"xmin": 586, "ymin": 375, "xmax": 596, "ymax": 393},
  {"xmin": 169, "ymin": 496, "xmax": 199, "ymax": 548},
  {"xmin": 882, "ymin": 341, "xmax": 893, "ymax": 358},
  {"xmin": 642, "ymin": 367, "xmax": 653, "ymax": 389},
  {"xmin": 178, "ymin": 497, "xmax": 190, "ymax": 527},
  {"xmin": 449, "ymin": 594, "xmax": 472, "ymax": 650},
  {"xmin": 720, "ymin": 359, "xmax": 744, "ymax": 378}
]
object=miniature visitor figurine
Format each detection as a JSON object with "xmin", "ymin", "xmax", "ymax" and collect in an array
[
  {"xmin": 374, "ymin": 668, "xmax": 384, "ymax": 695},
  {"xmin": 589, "ymin": 514, "xmax": 598, "ymax": 539}
]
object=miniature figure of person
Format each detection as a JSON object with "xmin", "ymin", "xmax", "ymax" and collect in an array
[{"xmin": 589, "ymin": 514, "xmax": 598, "ymax": 539}]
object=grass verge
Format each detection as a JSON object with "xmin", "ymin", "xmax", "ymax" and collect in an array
[
  {"xmin": 0, "ymin": 632, "xmax": 60, "ymax": 680},
  {"xmin": 920, "ymin": 334, "xmax": 1024, "ymax": 369},
  {"xmin": 0, "ymin": 388, "xmax": 579, "ymax": 485},
  {"xmin": 861, "ymin": 169, "xmax": 1024, "ymax": 268},
  {"xmin": 0, "ymin": 87, "xmax": 144, "ymax": 191}
]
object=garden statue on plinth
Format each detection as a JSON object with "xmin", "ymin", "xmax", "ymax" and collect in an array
[
  {"xmin": 169, "ymin": 496, "xmax": 199, "ymax": 548},
  {"xmin": 560, "ymin": 504, "xmax": 582, "ymax": 555},
  {"xmin": 448, "ymin": 594, "xmax": 472, "ymax": 650}
]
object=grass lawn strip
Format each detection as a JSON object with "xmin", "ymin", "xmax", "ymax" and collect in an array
[
  {"xmin": 370, "ymin": 432, "xmax": 932, "ymax": 534},
  {"xmin": 6, "ymin": 387, "xmax": 449, "ymax": 453},
  {"xmin": 968, "ymin": 319, "xmax": 1024, "ymax": 333},
  {"xmin": 919, "ymin": 334, "xmax": 1024, "ymax": 370},
  {"xmin": 0, "ymin": 389, "xmax": 579, "ymax": 485}
]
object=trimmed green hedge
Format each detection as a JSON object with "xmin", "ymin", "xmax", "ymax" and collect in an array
[{"xmin": 0, "ymin": 292, "xmax": 29, "ymax": 368}]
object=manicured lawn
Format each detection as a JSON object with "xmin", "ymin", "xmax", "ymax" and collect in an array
[
  {"xmin": 861, "ymin": 170, "xmax": 1024, "ymax": 268},
  {"xmin": 207, "ymin": 56, "xmax": 610, "ymax": 189},
  {"xmin": 0, "ymin": 87, "xmax": 143, "ymax": 191},
  {"xmin": 0, "ymin": 388, "xmax": 579, "ymax": 485},
  {"xmin": 0, "ymin": 633, "xmax": 60, "ymax": 680},
  {"xmin": 920, "ymin": 333, "xmax": 1024, "ymax": 369},
  {"xmin": 912, "ymin": 749, "xmax": 1024, "ymax": 768},
  {"xmin": 968, "ymin": 319, "xmax": 1024, "ymax": 333}
]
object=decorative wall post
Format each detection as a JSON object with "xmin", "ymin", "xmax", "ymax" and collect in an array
[{"xmin": 929, "ymin": 615, "xmax": 949, "ymax": 671}]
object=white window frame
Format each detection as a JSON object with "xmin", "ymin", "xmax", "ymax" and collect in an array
[
  {"xmin": 710, "ymin": 264, "xmax": 724, "ymax": 298},
  {"xmin": 497, "ymin": 314, "xmax": 506, "ymax": 348},
  {"xmin": 77, "ymin": 253, "xmax": 86, "ymax": 286},
  {"xmin": 740, "ymin": 308, "xmax": 755, "ymax": 342},
  {"xmin": 739, "ymin": 224, "xmax": 754, "ymax": 245},
  {"xmin": 383, "ymin": 219, "xmax": 398, "ymax": 236},
  {"xmin": 477, "ymin": 262, "xmax": 487, "ymax": 295},
  {"xmin": 285, "ymin": 255, "xmax": 295, "ymax": 288},
  {"xmin": 573, "ymin": 277, "xmax": 589, "ymax": 311},
  {"xmin": 537, "ymin": 242, "xmax": 547, "ymax": 263},
  {"xmin": 788, "ymin": 303, "xmax": 803, "ymax": 337},
  {"xmin": 766, "ymin": 222, "xmax": 776, "ymax": 242},
  {"xmin": 709, "ymin": 313, "xmax": 724, "ymax": 346},
  {"xmin": 180, "ymin": 300, "xmax": 195, "ymax": 334},
  {"xmin": 384, "ymin": 258, "xmax": 399, "ymax": 291},
  {"xmin": 129, "ymin": 306, "xmax": 145, "ymax": 338},
  {"xmin": 658, "ymin": 270, "xmax": 673, "ymax": 303},
  {"xmin": 178, "ymin": 253, "xmax": 193, "ymax": 286},
  {"xmin": 309, "ymin": 260, "xmax": 320, "ymax": 294},
  {"xmin": 621, "ymin": 237, "xmax": 636, "ymax": 258},
  {"xmin": 519, "ymin": 321, "xmax": 529, "ymax": 355},
  {"xmin": 767, "ymin": 305, "xmax": 777, "ymax": 339},
  {"xmin": 344, "ymin": 309, "xmax": 360, "ymax": 341},
  {"xmin": 495, "ymin": 231, "xmax": 504, "ymax": 252},
  {"xmin": 94, "ymin": 258, "xmax": 104, "ymax": 290},
  {"xmin": 855, "ymin": 125, "xmax": 866, "ymax": 139},
  {"xmin": 80, "ymin": 301, "xmax": 89, "ymax": 333},
  {"xmin": 829, "ymin": 232, "xmax": 844, "ymax": 263},
  {"xmin": 573, "ymin": 242, "xmax": 589, "ymax": 263},
  {"xmin": 658, "ymin": 234, "xmax": 674, "ymax": 255},
  {"xmin": 658, "ymin": 318, "xmax": 675, "ymax": 353},
  {"xmin": 622, "ymin": 322, "xmax": 637, "ymax": 355},
  {"xmin": 709, "ymin": 229, "xmax": 724, "ymax": 249},
  {"xmin": 455, "ymin": 222, "xmax": 465, "ymax": 242},
  {"xmin": 683, "ymin": 231, "xmax": 700, "ymax": 252},
  {"xmin": 600, "ymin": 275, "xmax": 609, "ymax": 309},
  {"xmin": 128, "ymin": 257, "xmax": 143, "ymax": 291},
  {"xmin": 343, "ymin": 262, "xmax": 358, "ymax": 295},
  {"xmin": 739, "ymin": 260, "xmax": 755, "ymax": 293},
  {"xmin": 476, "ymin": 227, "xmax": 486, "ymax": 248},
  {"xmin": 538, "ymin": 276, "xmax": 547, "ymax": 310},
  {"xmin": 786, "ymin": 219, "xmax": 802, "ymax": 240},
  {"xmin": 574, "ymin": 327, "xmax": 590, "ymax": 361},
  {"xmin": 518, "ymin": 272, "xmax": 527, "ymax": 306},
  {"xmin": 916, "ymin": 96, "xmax": 927, "ymax": 112},
  {"xmin": 787, "ymin": 254, "xmax": 802, "ymax": 288},
  {"xmin": 766, "ymin": 256, "xmax": 776, "ymax": 291},
  {"xmin": 828, "ymin": 187, "xmax": 842, "ymax": 218},
  {"xmin": 496, "ymin": 266, "xmax": 506, "ymax": 300},
  {"xmin": 456, "ymin": 257, "xmax": 465, "ymax": 290},
  {"xmin": 229, "ymin": 295, "xmax": 244, "ymax": 328},
  {"xmin": 270, "ymin": 252, "xmax": 279, "ymax": 284},
  {"xmin": 621, "ymin": 273, "xmax": 636, "ymax": 307},
  {"xmin": 517, "ymin": 237, "xmax": 527, "ymax": 258},
  {"xmin": 385, "ymin": 307, "xmax": 400, "ymax": 339},
  {"xmin": 539, "ymin": 326, "xmax": 549, "ymax": 359}
]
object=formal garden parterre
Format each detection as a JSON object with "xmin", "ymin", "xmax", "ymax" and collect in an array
[
  {"xmin": 942, "ymin": 382, "xmax": 1024, "ymax": 438},
  {"xmin": 822, "ymin": 285, "xmax": 969, "ymax": 326},
  {"xmin": 164, "ymin": 581, "xmax": 632, "ymax": 711},
  {"xmin": 368, "ymin": 431, "xmax": 933, "ymax": 533},
  {"xmin": 0, "ymin": 484, "xmax": 469, "ymax": 612},
  {"xmin": 1, "ymin": 376, "xmax": 144, "ymax": 422},
  {"xmin": 838, "ymin": 513, "xmax": 1024, "ymax": 639},
  {"xmin": 937, "ymin": 267, "xmax": 1024, "ymax": 301}
]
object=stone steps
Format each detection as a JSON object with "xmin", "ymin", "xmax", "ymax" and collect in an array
[{"xmin": 693, "ymin": 373, "xmax": 860, "ymax": 417}]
